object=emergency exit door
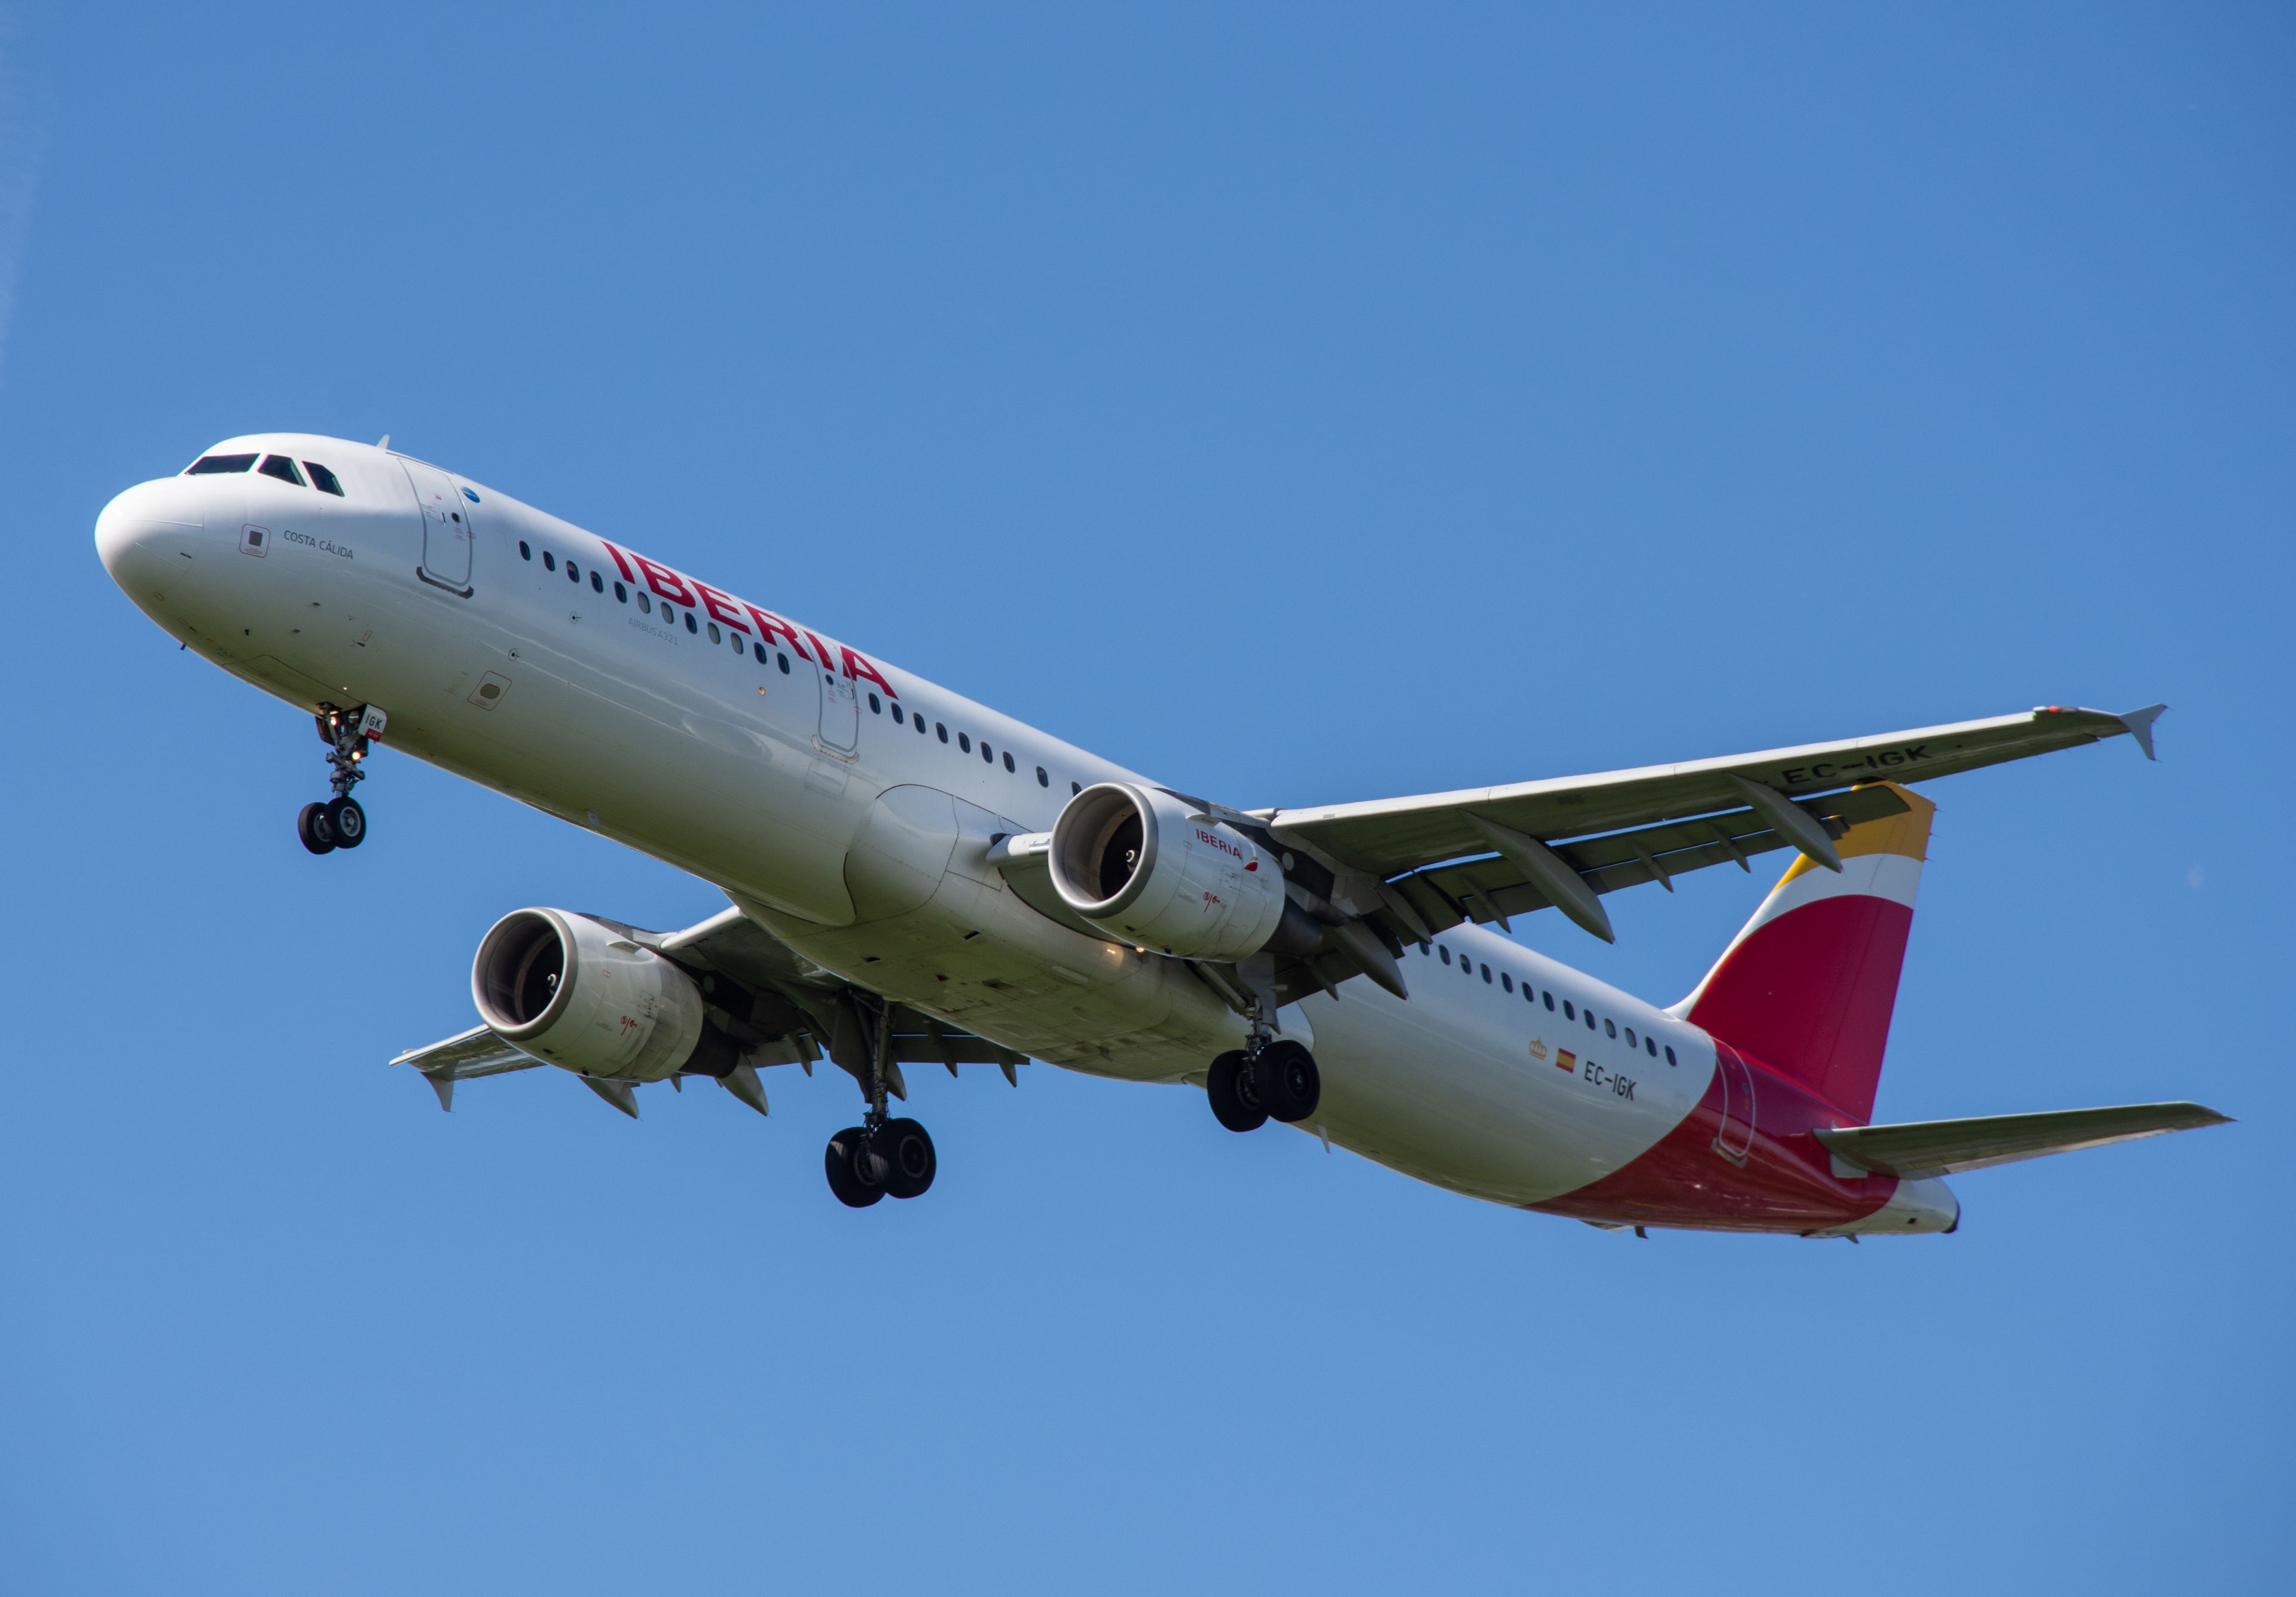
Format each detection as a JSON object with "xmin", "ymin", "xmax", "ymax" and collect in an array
[{"xmin": 817, "ymin": 649, "xmax": 859, "ymax": 755}]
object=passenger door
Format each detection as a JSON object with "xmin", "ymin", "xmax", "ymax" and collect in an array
[
  {"xmin": 401, "ymin": 458, "xmax": 473, "ymax": 594},
  {"xmin": 1712, "ymin": 1041, "xmax": 1755, "ymax": 1165},
  {"xmin": 817, "ymin": 649, "xmax": 859, "ymax": 756}
]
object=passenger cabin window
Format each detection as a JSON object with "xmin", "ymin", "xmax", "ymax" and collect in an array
[
  {"xmin": 520, "ymin": 541, "xmax": 532, "ymax": 560},
  {"xmin": 1543, "ymin": 991, "xmax": 1555, "ymax": 1010},
  {"xmin": 684, "ymin": 612, "xmax": 697, "ymax": 634},
  {"xmin": 1439, "ymin": 946, "xmax": 1451, "ymax": 966},
  {"xmin": 752, "ymin": 642, "xmax": 765, "ymax": 663},
  {"xmin": 187, "ymin": 453, "xmax": 258, "ymax": 475},
  {"xmin": 958, "ymin": 732, "xmax": 972, "ymax": 753},
  {"xmin": 1664, "ymin": 1046, "xmax": 1677, "ymax": 1066},
  {"xmin": 1036, "ymin": 766, "xmax": 1049, "ymax": 787},
  {"xmin": 1501, "ymin": 973, "xmax": 1513, "ymax": 993},
  {"xmin": 1604, "ymin": 1018, "xmax": 1617, "ymax": 1039},
  {"xmin": 1480, "ymin": 963, "xmax": 1492, "ymax": 983},
  {"xmin": 707, "ymin": 622, "xmax": 721, "ymax": 643},
  {"xmin": 1004, "ymin": 752, "xmax": 1016, "ymax": 773},
  {"xmin": 1645, "ymin": 1036, "xmax": 1657, "ymax": 1057},
  {"xmin": 568, "ymin": 561, "xmax": 581, "ymax": 582},
  {"xmin": 544, "ymin": 552, "xmax": 557, "ymax": 572},
  {"xmin": 1562, "ymin": 1000, "xmax": 1574, "ymax": 1019},
  {"xmin": 304, "ymin": 461, "xmax": 344, "ymax": 496},
  {"xmin": 868, "ymin": 694, "xmax": 882, "ymax": 713},
  {"xmin": 778, "ymin": 654, "xmax": 791, "ymax": 674},
  {"xmin": 637, "ymin": 591, "xmax": 650, "ymax": 612},
  {"xmin": 615, "ymin": 581, "xmax": 627, "ymax": 601}
]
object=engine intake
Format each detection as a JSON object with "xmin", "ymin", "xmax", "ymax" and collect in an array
[
  {"xmin": 1048, "ymin": 783, "xmax": 1299, "ymax": 961},
  {"xmin": 472, "ymin": 908, "xmax": 732, "ymax": 1080}
]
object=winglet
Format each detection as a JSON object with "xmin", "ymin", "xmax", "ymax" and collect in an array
[{"xmin": 2117, "ymin": 703, "xmax": 2167, "ymax": 761}]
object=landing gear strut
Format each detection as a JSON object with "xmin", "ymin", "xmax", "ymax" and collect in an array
[
  {"xmin": 298, "ymin": 704, "xmax": 384, "ymax": 855},
  {"xmin": 825, "ymin": 998, "xmax": 938, "ymax": 1207}
]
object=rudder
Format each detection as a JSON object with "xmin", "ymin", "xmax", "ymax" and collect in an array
[{"xmin": 1674, "ymin": 783, "xmax": 1934, "ymax": 1122}]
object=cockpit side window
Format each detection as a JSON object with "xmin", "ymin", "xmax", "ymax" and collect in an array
[
  {"xmin": 186, "ymin": 453, "xmax": 258, "ymax": 475},
  {"xmin": 257, "ymin": 454, "xmax": 306, "ymax": 487},
  {"xmin": 304, "ymin": 462, "xmax": 344, "ymax": 496}
]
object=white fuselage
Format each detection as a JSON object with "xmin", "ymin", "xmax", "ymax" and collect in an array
[{"xmin": 94, "ymin": 432, "xmax": 1870, "ymax": 1219}]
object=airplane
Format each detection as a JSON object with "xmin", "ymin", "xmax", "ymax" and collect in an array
[{"xmin": 93, "ymin": 432, "xmax": 2230, "ymax": 1231}]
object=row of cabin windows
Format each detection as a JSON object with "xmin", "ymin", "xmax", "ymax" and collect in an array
[
  {"xmin": 521, "ymin": 540, "xmax": 795, "ymax": 671},
  {"xmin": 187, "ymin": 452, "xmax": 346, "ymax": 496},
  {"xmin": 1424, "ymin": 942, "xmax": 1678, "ymax": 1065},
  {"xmin": 872, "ymin": 693, "xmax": 1076, "ymax": 790},
  {"xmin": 518, "ymin": 539, "xmax": 1087, "ymax": 798}
]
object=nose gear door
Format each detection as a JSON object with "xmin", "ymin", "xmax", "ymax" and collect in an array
[{"xmin": 401, "ymin": 457, "xmax": 474, "ymax": 595}]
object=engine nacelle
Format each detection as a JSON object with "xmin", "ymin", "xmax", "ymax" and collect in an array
[
  {"xmin": 1048, "ymin": 783, "xmax": 1292, "ymax": 960},
  {"xmin": 472, "ymin": 908, "xmax": 716, "ymax": 1081}
]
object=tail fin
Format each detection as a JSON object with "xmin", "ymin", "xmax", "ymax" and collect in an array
[{"xmin": 1675, "ymin": 783, "xmax": 1934, "ymax": 1122}]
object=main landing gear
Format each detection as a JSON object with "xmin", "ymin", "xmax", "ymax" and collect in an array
[
  {"xmin": 298, "ymin": 704, "xmax": 384, "ymax": 856},
  {"xmin": 825, "ymin": 998, "xmax": 938, "ymax": 1207},
  {"xmin": 1207, "ymin": 1037, "xmax": 1321, "ymax": 1133}
]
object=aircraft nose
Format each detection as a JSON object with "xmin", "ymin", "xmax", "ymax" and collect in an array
[{"xmin": 95, "ymin": 476, "xmax": 207, "ymax": 589}]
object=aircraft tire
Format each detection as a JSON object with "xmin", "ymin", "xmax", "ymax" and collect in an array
[
  {"xmin": 1207, "ymin": 1051, "xmax": 1268, "ymax": 1132},
  {"xmin": 297, "ymin": 802, "xmax": 337, "ymax": 855},
  {"xmin": 326, "ymin": 796, "xmax": 367, "ymax": 849},
  {"xmin": 874, "ymin": 1117, "xmax": 936, "ymax": 1199},
  {"xmin": 825, "ymin": 1126, "xmax": 886, "ymax": 1208},
  {"xmin": 1258, "ymin": 1040, "xmax": 1321, "ymax": 1123}
]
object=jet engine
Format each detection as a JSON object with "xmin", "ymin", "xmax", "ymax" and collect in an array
[
  {"xmin": 1048, "ymin": 783, "xmax": 1314, "ymax": 961},
  {"xmin": 472, "ymin": 908, "xmax": 735, "ymax": 1080}
]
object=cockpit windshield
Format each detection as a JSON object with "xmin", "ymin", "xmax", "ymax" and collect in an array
[{"xmin": 187, "ymin": 450, "xmax": 347, "ymax": 496}]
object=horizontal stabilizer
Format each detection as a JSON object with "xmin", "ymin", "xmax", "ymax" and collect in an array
[{"xmin": 1815, "ymin": 1102, "xmax": 2230, "ymax": 1179}]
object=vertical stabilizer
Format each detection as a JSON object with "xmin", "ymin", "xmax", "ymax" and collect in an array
[{"xmin": 1675, "ymin": 783, "xmax": 1934, "ymax": 1122}]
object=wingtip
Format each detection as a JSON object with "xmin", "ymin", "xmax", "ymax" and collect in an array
[{"xmin": 2116, "ymin": 703, "xmax": 2167, "ymax": 761}]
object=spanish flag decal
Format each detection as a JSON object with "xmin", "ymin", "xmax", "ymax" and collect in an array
[{"xmin": 1556, "ymin": 1049, "xmax": 1576, "ymax": 1073}]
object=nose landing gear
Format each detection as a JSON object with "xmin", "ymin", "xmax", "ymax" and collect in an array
[{"xmin": 298, "ymin": 704, "xmax": 385, "ymax": 855}]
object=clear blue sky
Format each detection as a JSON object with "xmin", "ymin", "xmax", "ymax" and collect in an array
[{"xmin": 3, "ymin": 5, "xmax": 2289, "ymax": 1592}]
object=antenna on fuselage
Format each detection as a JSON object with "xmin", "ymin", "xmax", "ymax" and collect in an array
[{"xmin": 376, "ymin": 434, "xmax": 390, "ymax": 450}]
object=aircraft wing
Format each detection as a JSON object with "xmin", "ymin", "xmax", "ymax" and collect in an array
[
  {"xmin": 1257, "ymin": 704, "xmax": 2163, "ymax": 948},
  {"xmin": 1813, "ymin": 1101, "xmax": 2230, "ymax": 1178},
  {"xmin": 390, "ymin": 905, "xmax": 1026, "ymax": 1113}
]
